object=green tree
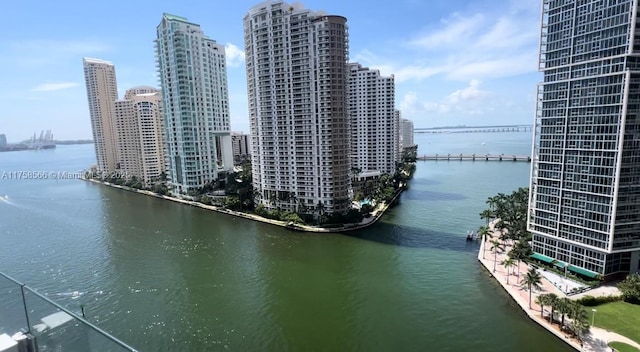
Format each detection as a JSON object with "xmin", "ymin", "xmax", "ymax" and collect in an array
[
  {"xmin": 520, "ymin": 268, "xmax": 543, "ymax": 309},
  {"xmin": 568, "ymin": 305, "xmax": 590, "ymax": 339},
  {"xmin": 508, "ymin": 241, "xmax": 532, "ymax": 278},
  {"xmin": 501, "ymin": 258, "xmax": 516, "ymax": 284},
  {"xmin": 490, "ymin": 239, "xmax": 503, "ymax": 273},
  {"xmin": 316, "ymin": 201, "xmax": 326, "ymax": 225},
  {"xmin": 478, "ymin": 226, "xmax": 491, "ymax": 259},
  {"xmin": 546, "ymin": 293, "xmax": 559, "ymax": 324},
  {"xmin": 479, "ymin": 208, "xmax": 494, "ymax": 226},
  {"xmin": 618, "ymin": 273, "xmax": 640, "ymax": 303},
  {"xmin": 556, "ymin": 297, "xmax": 572, "ymax": 329},
  {"xmin": 535, "ymin": 293, "xmax": 550, "ymax": 318}
]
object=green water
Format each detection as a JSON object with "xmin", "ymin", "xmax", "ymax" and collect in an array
[{"xmin": 0, "ymin": 132, "xmax": 572, "ymax": 351}]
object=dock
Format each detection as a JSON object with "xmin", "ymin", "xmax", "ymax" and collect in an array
[{"xmin": 417, "ymin": 154, "xmax": 531, "ymax": 162}]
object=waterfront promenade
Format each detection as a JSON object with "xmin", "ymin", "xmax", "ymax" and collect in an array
[{"xmin": 478, "ymin": 223, "xmax": 640, "ymax": 352}]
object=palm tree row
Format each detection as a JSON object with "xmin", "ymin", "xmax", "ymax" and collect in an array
[
  {"xmin": 479, "ymin": 188, "xmax": 533, "ymax": 273},
  {"xmin": 535, "ymin": 293, "xmax": 591, "ymax": 341}
]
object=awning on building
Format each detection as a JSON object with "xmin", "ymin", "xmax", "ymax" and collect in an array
[
  {"xmin": 530, "ymin": 252, "xmax": 554, "ymax": 264},
  {"xmin": 554, "ymin": 261, "xmax": 568, "ymax": 269},
  {"xmin": 568, "ymin": 265, "xmax": 599, "ymax": 279}
]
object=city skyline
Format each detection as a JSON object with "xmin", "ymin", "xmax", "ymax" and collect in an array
[{"xmin": 2, "ymin": 0, "xmax": 540, "ymax": 141}]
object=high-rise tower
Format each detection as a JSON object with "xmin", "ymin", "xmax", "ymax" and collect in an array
[
  {"xmin": 528, "ymin": 0, "xmax": 640, "ymax": 278},
  {"xmin": 156, "ymin": 13, "xmax": 233, "ymax": 196},
  {"xmin": 347, "ymin": 63, "xmax": 398, "ymax": 175},
  {"xmin": 114, "ymin": 86, "xmax": 166, "ymax": 184},
  {"xmin": 83, "ymin": 58, "xmax": 119, "ymax": 173},
  {"xmin": 244, "ymin": 1, "xmax": 351, "ymax": 215}
]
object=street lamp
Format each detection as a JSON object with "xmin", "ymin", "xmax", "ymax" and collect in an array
[{"xmin": 592, "ymin": 308, "xmax": 597, "ymax": 326}]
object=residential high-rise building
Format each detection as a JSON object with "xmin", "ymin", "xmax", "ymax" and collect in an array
[
  {"xmin": 528, "ymin": 0, "xmax": 640, "ymax": 278},
  {"xmin": 114, "ymin": 86, "xmax": 166, "ymax": 184},
  {"xmin": 347, "ymin": 63, "xmax": 398, "ymax": 175},
  {"xmin": 244, "ymin": 1, "xmax": 351, "ymax": 214},
  {"xmin": 231, "ymin": 132, "xmax": 251, "ymax": 164},
  {"xmin": 399, "ymin": 116, "xmax": 415, "ymax": 150},
  {"xmin": 83, "ymin": 58, "xmax": 119, "ymax": 173},
  {"xmin": 0, "ymin": 134, "xmax": 6, "ymax": 148},
  {"xmin": 155, "ymin": 13, "xmax": 234, "ymax": 195}
]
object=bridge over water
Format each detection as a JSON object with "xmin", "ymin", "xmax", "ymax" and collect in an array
[
  {"xmin": 417, "ymin": 154, "xmax": 531, "ymax": 162},
  {"xmin": 415, "ymin": 124, "xmax": 532, "ymax": 134}
]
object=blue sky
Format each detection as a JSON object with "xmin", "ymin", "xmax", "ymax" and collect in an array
[{"xmin": 0, "ymin": 0, "xmax": 541, "ymax": 141}]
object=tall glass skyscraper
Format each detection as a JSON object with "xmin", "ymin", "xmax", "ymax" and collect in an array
[
  {"xmin": 528, "ymin": 0, "xmax": 640, "ymax": 278},
  {"xmin": 155, "ymin": 13, "xmax": 233, "ymax": 196}
]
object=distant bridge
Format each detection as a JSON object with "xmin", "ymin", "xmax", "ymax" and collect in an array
[
  {"xmin": 415, "ymin": 125, "xmax": 532, "ymax": 134},
  {"xmin": 417, "ymin": 154, "xmax": 531, "ymax": 162}
]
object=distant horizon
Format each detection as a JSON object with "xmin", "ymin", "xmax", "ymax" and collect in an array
[
  {"xmin": 1, "ymin": 121, "xmax": 535, "ymax": 142},
  {"xmin": 4, "ymin": 0, "xmax": 540, "ymax": 142}
]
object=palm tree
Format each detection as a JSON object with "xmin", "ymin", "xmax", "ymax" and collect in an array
[
  {"xmin": 520, "ymin": 268, "xmax": 543, "ymax": 309},
  {"xmin": 316, "ymin": 201, "xmax": 326, "ymax": 225},
  {"xmin": 569, "ymin": 306, "xmax": 590, "ymax": 340},
  {"xmin": 287, "ymin": 192, "xmax": 298, "ymax": 213},
  {"xmin": 556, "ymin": 297, "xmax": 572, "ymax": 330},
  {"xmin": 546, "ymin": 293, "xmax": 559, "ymax": 324},
  {"xmin": 509, "ymin": 241, "xmax": 532, "ymax": 278},
  {"xmin": 478, "ymin": 226, "xmax": 491, "ymax": 259},
  {"xmin": 479, "ymin": 208, "xmax": 494, "ymax": 225},
  {"xmin": 490, "ymin": 239, "xmax": 503, "ymax": 272},
  {"xmin": 501, "ymin": 258, "xmax": 516, "ymax": 284},
  {"xmin": 535, "ymin": 294, "xmax": 547, "ymax": 318}
]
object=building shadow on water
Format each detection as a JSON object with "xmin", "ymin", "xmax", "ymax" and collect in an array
[
  {"xmin": 342, "ymin": 221, "xmax": 481, "ymax": 253},
  {"xmin": 400, "ymin": 188, "xmax": 467, "ymax": 201},
  {"xmin": 408, "ymin": 177, "xmax": 443, "ymax": 186}
]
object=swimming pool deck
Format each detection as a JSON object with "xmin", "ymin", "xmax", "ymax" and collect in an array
[{"xmin": 477, "ymin": 223, "xmax": 640, "ymax": 352}]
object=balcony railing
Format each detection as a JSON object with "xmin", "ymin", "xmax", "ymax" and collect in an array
[{"xmin": 0, "ymin": 271, "xmax": 137, "ymax": 352}]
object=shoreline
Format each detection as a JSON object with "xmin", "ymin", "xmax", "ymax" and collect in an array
[
  {"xmin": 477, "ymin": 223, "xmax": 640, "ymax": 352},
  {"xmin": 81, "ymin": 177, "xmax": 401, "ymax": 233}
]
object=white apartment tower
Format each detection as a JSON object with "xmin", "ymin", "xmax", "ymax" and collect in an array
[
  {"xmin": 231, "ymin": 132, "xmax": 251, "ymax": 164},
  {"xmin": 156, "ymin": 13, "xmax": 234, "ymax": 195},
  {"xmin": 348, "ymin": 63, "xmax": 398, "ymax": 175},
  {"xmin": 244, "ymin": 1, "xmax": 351, "ymax": 214},
  {"xmin": 114, "ymin": 86, "xmax": 166, "ymax": 183},
  {"xmin": 399, "ymin": 116, "xmax": 415, "ymax": 150},
  {"xmin": 528, "ymin": 0, "xmax": 640, "ymax": 278},
  {"xmin": 83, "ymin": 58, "xmax": 119, "ymax": 173}
]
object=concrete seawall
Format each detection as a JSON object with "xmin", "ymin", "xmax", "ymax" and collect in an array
[{"xmin": 82, "ymin": 178, "xmax": 401, "ymax": 233}]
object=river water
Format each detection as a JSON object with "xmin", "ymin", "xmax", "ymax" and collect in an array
[{"xmin": 0, "ymin": 131, "xmax": 572, "ymax": 351}]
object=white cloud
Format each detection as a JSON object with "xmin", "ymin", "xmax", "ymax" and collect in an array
[
  {"xmin": 399, "ymin": 91, "xmax": 418, "ymax": 114},
  {"xmin": 446, "ymin": 80, "xmax": 489, "ymax": 104},
  {"xmin": 414, "ymin": 80, "xmax": 494, "ymax": 117},
  {"xmin": 409, "ymin": 13, "xmax": 485, "ymax": 50},
  {"xmin": 32, "ymin": 82, "xmax": 79, "ymax": 92},
  {"xmin": 355, "ymin": 0, "xmax": 540, "ymax": 82},
  {"xmin": 225, "ymin": 43, "xmax": 245, "ymax": 67}
]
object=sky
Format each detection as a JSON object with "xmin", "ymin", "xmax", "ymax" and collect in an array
[{"xmin": 0, "ymin": 0, "xmax": 542, "ymax": 142}]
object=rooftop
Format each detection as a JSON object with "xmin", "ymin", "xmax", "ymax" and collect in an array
[{"xmin": 83, "ymin": 57, "xmax": 113, "ymax": 65}]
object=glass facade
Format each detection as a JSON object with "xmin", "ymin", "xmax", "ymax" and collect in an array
[
  {"xmin": 529, "ymin": 0, "xmax": 640, "ymax": 277},
  {"xmin": 156, "ymin": 14, "xmax": 233, "ymax": 195}
]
